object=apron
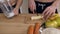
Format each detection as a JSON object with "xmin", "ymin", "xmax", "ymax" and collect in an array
[{"xmin": 28, "ymin": 1, "xmax": 57, "ymax": 13}]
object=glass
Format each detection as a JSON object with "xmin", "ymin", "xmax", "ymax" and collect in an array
[{"xmin": 0, "ymin": 0, "xmax": 14, "ymax": 18}]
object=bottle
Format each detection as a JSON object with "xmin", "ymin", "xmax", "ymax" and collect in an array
[{"xmin": 0, "ymin": 0, "xmax": 15, "ymax": 18}]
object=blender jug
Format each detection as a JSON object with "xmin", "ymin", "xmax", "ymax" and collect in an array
[{"xmin": 0, "ymin": 0, "xmax": 15, "ymax": 18}]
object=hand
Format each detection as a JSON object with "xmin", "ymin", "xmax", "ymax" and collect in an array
[
  {"xmin": 13, "ymin": 8, "xmax": 19, "ymax": 15},
  {"xmin": 42, "ymin": 6, "xmax": 56, "ymax": 20},
  {"xmin": 28, "ymin": 0, "xmax": 36, "ymax": 13}
]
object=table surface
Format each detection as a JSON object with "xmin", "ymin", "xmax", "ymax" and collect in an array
[{"xmin": 0, "ymin": 13, "xmax": 42, "ymax": 34}]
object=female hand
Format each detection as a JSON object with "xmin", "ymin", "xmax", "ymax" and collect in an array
[
  {"xmin": 13, "ymin": 8, "xmax": 19, "ymax": 15},
  {"xmin": 28, "ymin": 0, "xmax": 36, "ymax": 13},
  {"xmin": 42, "ymin": 6, "xmax": 56, "ymax": 20}
]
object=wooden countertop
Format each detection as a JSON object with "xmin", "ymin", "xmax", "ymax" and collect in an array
[{"xmin": 0, "ymin": 13, "xmax": 42, "ymax": 34}]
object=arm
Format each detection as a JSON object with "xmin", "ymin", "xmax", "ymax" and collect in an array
[
  {"xmin": 15, "ymin": 0, "xmax": 23, "ymax": 9},
  {"xmin": 52, "ymin": 0, "xmax": 60, "ymax": 9},
  {"xmin": 28, "ymin": 0, "xmax": 34, "ymax": 2},
  {"xmin": 42, "ymin": 0, "xmax": 60, "ymax": 20},
  {"xmin": 28, "ymin": 0, "xmax": 36, "ymax": 13},
  {"xmin": 13, "ymin": 0, "xmax": 23, "ymax": 15}
]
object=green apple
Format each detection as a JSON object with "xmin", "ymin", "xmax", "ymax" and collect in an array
[{"xmin": 45, "ymin": 20, "xmax": 58, "ymax": 28}]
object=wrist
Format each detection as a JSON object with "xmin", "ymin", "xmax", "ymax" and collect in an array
[
  {"xmin": 29, "ymin": 0, "xmax": 35, "ymax": 3},
  {"xmin": 29, "ymin": 0, "xmax": 34, "ymax": 2},
  {"xmin": 15, "ymin": 6, "xmax": 19, "ymax": 10},
  {"xmin": 51, "ymin": 5, "xmax": 57, "ymax": 9}
]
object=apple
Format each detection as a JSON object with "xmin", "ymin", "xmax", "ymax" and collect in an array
[{"xmin": 45, "ymin": 20, "xmax": 58, "ymax": 28}]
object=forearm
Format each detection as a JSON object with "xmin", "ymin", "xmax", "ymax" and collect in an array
[
  {"xmin": 15, "ymin": 0, "xmax": 23, "ymax": 9},
  {"xmin": 28, "ymin": 0, "xmax": 35, "ymax": 2},
  {"xmin": 28, "ymin": 0, "xmax": 35, "ymax": 4},
  {"xmin": 52, "ymin": 0, "xmax": 60, "ymax": 9},
  {"xmin": 28, "ymin": 0, "xmax": 35, "ymax": 7},
  {"xmin": 28, "ymin": 0, "xmax": 35, "ymax": 5}
]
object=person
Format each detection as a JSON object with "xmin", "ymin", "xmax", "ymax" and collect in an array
[
  {"xmin": 0, "ymin": 0, "xmax": 23, "ymax": 15},
  {"xmin": 28, "ymin": 0, "xmax": 60, "ymax": 20}
]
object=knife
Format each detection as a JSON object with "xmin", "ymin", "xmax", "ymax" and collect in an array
[
  {"xmin": 39, "ymin": 22, "xmax": 46, "ymax": 33},
  {"xmin": 34, "ymin": 10, "xmax": 39, "ymax": 16}
]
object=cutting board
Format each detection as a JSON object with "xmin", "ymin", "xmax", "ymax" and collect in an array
[{"xmin": 0, "ymin": 13, "xmax": 42, "ymax": 34}]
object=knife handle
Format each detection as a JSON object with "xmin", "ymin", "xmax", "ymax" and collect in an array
[{"xmin": 34, "ymin": 10, "xmax": 39, "ymax": 16}]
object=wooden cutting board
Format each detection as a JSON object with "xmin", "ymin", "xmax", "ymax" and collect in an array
[
  {"xmin": 0, "ymin": 13, "xmax": 42, "ymax": 34},
  {"xmin": 0, "ymin": 13, "xmax": 43, "ymax": 24}
]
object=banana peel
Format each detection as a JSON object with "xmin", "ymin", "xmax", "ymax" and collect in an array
[{"xmin": 48, "ymin": 14, "xmax": 60, "ymax": 20}]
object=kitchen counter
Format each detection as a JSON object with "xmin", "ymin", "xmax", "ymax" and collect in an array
[{"xmin": 0, "ymin": 13, "xmax": 42, "ymax": 34}]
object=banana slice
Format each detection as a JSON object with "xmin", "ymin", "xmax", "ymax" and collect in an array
[{"xmin": 31, "ymin": 16, "xmax": 43, "ymax": 20}]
